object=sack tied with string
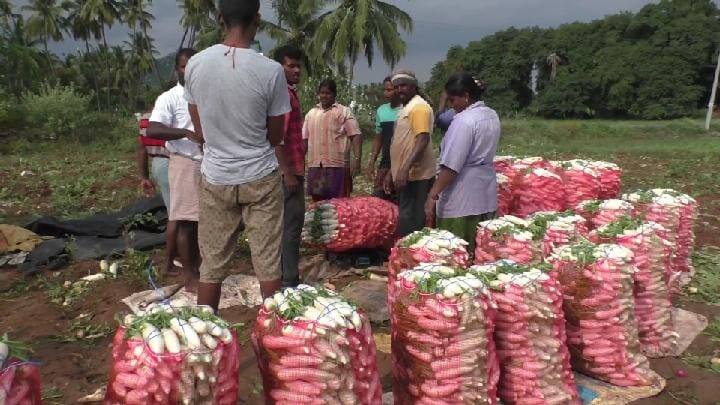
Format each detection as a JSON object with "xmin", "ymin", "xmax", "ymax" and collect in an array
[
  {"xmin": 475, "ymin": 216, "xmax": 541, "ymax": 265},
  {"xmin": 557, "ymin": 160, "xmax": 601, "ymax": 209},
  {"xmin": 301, "ymin": 197, "xmax": 398, "ymax": 252},
  {"xmin": 644, "ymin": 189, "xmax": 697, "ymax": 275},
  {"xmin": 548, "ymin": 242, "xmax": 654, "ymax": 387},
  {"xmin": 528, "ymin": 212, "xmax": 589, "ymax": 259},
  {"xmin": 253, "ymin": 285, "xmax": 382, "ymax": 405},
  {"xmin": 590, "ymin": 218, "xmax": 677, "ymax": 358},
  {"xmin": 587, "ymin": 161, "xmax": 622, "ymax": 199},
  {"xmin": 513, "ymin": 168, "xmax": 566, "ymax": 217},
  {"xmin": 0, "ymin": 361, "xmax": 42, "ymax": 405},
  {"xmin": 104, "ymin": 302, "xmax": 240, "ymax": 405},
  {"xmin": 470, "ymin": 261, "xmax": 580, "ymax": 405},
  {"xmin": 391, "ymin": 264, "xmax": 499, "ymax": 405},
  {"xmin": 497, "ymin": 173, "xmax": 514, "ymax": 216},
  {"xmin": 575, "ymin": 199, "xmax": 635, "ymax": 230}
]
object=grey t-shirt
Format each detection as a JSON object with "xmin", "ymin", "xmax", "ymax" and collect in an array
[{"xmin": 184, "ymin": 45, "xmax": 291, "ymax": 185}]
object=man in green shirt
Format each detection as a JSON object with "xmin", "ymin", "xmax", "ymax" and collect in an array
[{"xmin": 366, "ymin": 76, "xmax": 402, "ymax": 200}]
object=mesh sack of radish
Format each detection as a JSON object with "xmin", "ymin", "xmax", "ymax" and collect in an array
[
  {"xmin": 587, "ymin": 161, "xmax": 622, "ymax": 199},
  {"xmin": 391, "ymin": 263, "xmax": 499, "ymax": 404},
  {"xmin": 104, "ymin": 302, "xmax": 240, "ymax": 405},
  {"xmin": 575, "ymin": 199, "xmax": 635, "ymax": 230},
  {"xmin": 0, "ymin": 335, "xmax": 42, "ymax": 405},
  {"xmin": 548, "ymin": 241, "xmax": 654, "ymax": 386},
  {"xmin": 497, "ymin": 173, "xmax": 514, "ymax": 216},
  {"xmin": 556, "ymin": 160, "xmax": 601, "ymax": 209},
  {"xmin": 494, "ymin": 156, "xmax": 516, "ymax": 176},
  {"xmin": 301, "ymin": 196, "xmax": 399, "ymax": 252},
  {"xmin": 513, "ymin": 168, "xmax": 567, "ymax": 217},
  {"xmin": 589, "ymin": 217, "xmax": 677, "ymax": 358},
  {"xmin": 253, "ymin": 285, "xmax": 382, "ymax": 405},
  {"xmin": 469, "ymin": 261, "xmax": 580, "ymax": 405},
  {"xmin": 643, "ymin": 189, "xmax": 697, "ymax": 275},
  {"xmin": 475, "ymin": 215, "xmax": 541, "ymax": 265},
  {"xmin": 527, "ymin": 211, "xmax": 589, "ymax": 258}
]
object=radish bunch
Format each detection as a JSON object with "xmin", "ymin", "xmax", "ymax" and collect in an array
[
  {"xmin": 527, "ymin": 212, "xmax": 588, "ymax": 258},
  {"xmin": 392, "ymin": 264, "xmax": 499, "ymax": 405},
  {"xmin": 549, "ymin": 242, "xmax": 653, "ymax": 386},
  {"xmin": 302, "ymin": 197, "xmax": 398, "ymax": 252},
  {"xmin": 253, "ymin": 285, "xmax": 382, "ymax": 405},
  {"xmin": 513, "ymin": 168, "xmax": 566, "ymax": 217},
  {"xmin": 497, "ymin": 173, "xmax": 514, "ymax": 216},
  {"xmin": 104, "ymin": 304, "xmax": 239, "ymax": 405},
  {"xmin": 576, "ymin": 199, "xmax": 635, "ymax": 230},
  {"xmin": 557, "ymin": 160, "xmax": 601, "ymax": 209},
  {"xmin": 475, "ymin": 216, "xmax": 541, "ymax": 265},
  {"xmin": 470, "ymin": 261, "xmax": 580, "ymax": 405},
  {"xmin": 587, "ymin": 161, "xmax": 622, "ymax": 199},
  {"xmin": 591, "ymin": 218, "xmax": 678, "ymax": 358},
  {"xmin": 0, "ymin": 336, "xmax": 42, "ymax": 405}
]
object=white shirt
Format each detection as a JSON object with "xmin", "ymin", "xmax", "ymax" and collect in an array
[
  {"xmin": 184, "ymin": 45, "xmax": 290, "ymax": 185},
  {"xmin": 149, "ymin": 83, "xmax": 203, "ymax": 161}
]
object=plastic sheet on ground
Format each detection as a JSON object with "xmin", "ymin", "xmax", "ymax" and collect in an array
[
  {"xmin": 671, "ymin": 307, "xmax": 708, "ymax": 356},
  {"xmin": 573, "ymin": 370, "xmax": 665, "ymax": 405},
  {"xmin": 121, "ymin": 275, "xmax": 263, "ymax": 312}
]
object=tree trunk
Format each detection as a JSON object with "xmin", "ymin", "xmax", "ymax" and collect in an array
[
  {"xmin": 44, "ymin": 37, "xmax": 56, "ymax": 79},
  {"xmin": 179, "ymin": 26, "xmax": 189, "ymax": 50},
  {"xmin": 102, "ymin": 28, "xmax": 112, "ymax": 109},
  {"xmin": 86, "ymin": 40, "xmax": 101, "ymax": 111}
]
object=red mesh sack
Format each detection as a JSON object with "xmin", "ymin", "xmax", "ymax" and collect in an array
[
  {"xmin": 588, "ymin": 161, "xmax": 622, "ymax": 199},
  {"xmin": 513, "ymin": 168, "xmax": 566, "ymax": 217},
  {"xmin": 469, "ymin": 262, "xmax": 579, "ymax": 404},
  {"xmin": 302, "ymin": 197, "xmax": 398, "ymax": 252},
  {"xmin": 497, "ymin": 173, "xmax": 514, "ymax": 216},
  {"xmin": 558, "ymin": 160, "xmax": 601, "ymax": 209},
  {"xmin": 644, "ymin": 189, "xmax": 697, "ymax": 275},
  {"xmin": 0, "ymin": 360, "xmax": 42, "ymax": 405},
  {"xmin": 590, "ymin": 219, "xmax": 677, "ymax": 358},
  {"xmin": 548, "ymin": 242, "xmax": 654, "ymax": 386},
  {"xmin": 104, "ymin": 305, "xmax": 240, "ymax": 405},
  {"xmin": 527, "ymin": 212, "xmax": 589, "ymax": 258},
  {"xmin": 253, "ymin": 285, "xmax": 382, "ymax": 404},
  {"xmin": 391, "ymin": 264, "xmax": 499, "ymax": 404},
  {"xmin": 475, "ymin": 216, "xmax": 541, "ymax": 265},
  {"xmin": 494, "ymin": 155, "xmax": 516, "ymax": 175},
  {"xmin": 576, "ymin": 199, "xmax": 635, "ymax": 230}
]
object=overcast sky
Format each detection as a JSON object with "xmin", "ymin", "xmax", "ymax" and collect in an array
[{"xmin": 43, "ymin": 0, "xmax": 674, "ymax": 83}]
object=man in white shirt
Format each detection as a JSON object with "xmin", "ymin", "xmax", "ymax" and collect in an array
[
  {"xmin": 184, "ymin": 0, "xmax": 294, "ymax": 309},
  {"xmin": 147, "ymin": 48, "xmax": 202, "ymax": 292}
]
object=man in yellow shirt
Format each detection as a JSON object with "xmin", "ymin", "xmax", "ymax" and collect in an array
[{"xmin": 385, "ymin": 70, "xmax": 437, "ymax": 236}]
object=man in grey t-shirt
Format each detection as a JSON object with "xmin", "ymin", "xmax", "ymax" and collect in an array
[{"xmin": 184, "ymin": 0, "xmax": 294, "ymax": 309}]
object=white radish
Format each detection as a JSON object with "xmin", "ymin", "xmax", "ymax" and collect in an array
[
  {"xmin": 81, "ymin": 273, "xmax": 105, "ymax": 282},
  {"xmin": 123, "ymin": 314, "xmax": 136, "ymax": 327},
  {"xmin": 170, "ymin": 318, "xmax": 202, "ymax": 350},
  {"xmin": 100, "ymin": 260, "xmax": 109, "ymax": 271},
  {"xmin": 188, "ymin": 317, "xmax": 208, "ymax": 334},
  {"xmin": 141, "ymin": 323, "xmax": 165, "ymax": 354},
  {"xmin": 219, "ymin": 328, "xmax": 233, "ymax": 344},
  {"xmin": 201, "ymin": 334, "xmax": 218, "ymax": 350},
  {"xmin": 161, "ymin": 328, "xmax": 181, "ymax": 354},
  {"xmin": 206, "ymin": 320, "xmax": 223, "ymax": 337},
  {"xmin": 109, "ymin": 262, "xmax": 119, "ymax": 276},
  {"xmin": 0, "ymin": 341, "xmax": 8, "ymax": 365},
  {"xmin": 194, "ymin": 365, "xmax": 207, "ymax": 380}
]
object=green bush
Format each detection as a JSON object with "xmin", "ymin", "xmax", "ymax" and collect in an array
[
  {"xmin": 0, "ymin": 89, "xmax": 23, "ymax": 129},
  {"xmin": 22, "ymin": 84, "xmax": 91, "ymax": 136}
]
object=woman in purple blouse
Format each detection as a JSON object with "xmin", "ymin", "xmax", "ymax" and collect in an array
[{"xmin": 424, "ymin": 73, "xmax": 501, "ymax": 252}]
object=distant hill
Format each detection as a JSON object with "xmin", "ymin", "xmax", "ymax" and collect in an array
[{"xmin": 146, "ymin": 54, "xmax": 176, "ymax": 90}]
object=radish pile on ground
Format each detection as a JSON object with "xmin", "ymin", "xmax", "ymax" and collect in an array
[
  {"xmin": 576, "ymin": 199, "xmax": 635, "ymax": 229},
  {"xmin": 513, "ymin": 168, "xmax": 566, "ymax": 217},
  {"xmin": 590, "ymin": 218, "xmax": 678, "ymax": 358},
  {"xmin": 548, "ymin": 242, "xmax": 653, "ymax": 386},
  {"xmin": 587, "ymin": 161, "xmax": 622, "ymax": 199},
  {"xmin": 253, "ymin": 285, "xmax": 382, "ymax": 405},
  {"xmin": 475, "ymin": 216, "xmax": 540, "ymax": 265},
  {"xmin": 556, "ymin": 160, "xmax": 601, "ymax": 209},
  {"xmin": 302, "ymin": 197, "xmax": 398, "ymax": 252},
  {"xmin": 391, "ymin": 263, "xmax": 499, "ymax": 404},
  {"xmin": 470, "ymin": 261, "xmax": 580, "ymax": 405},
  {"xmin": 104, "ymin": 302, "xmax": 239, "ymax": 405},
  {"xmin": 0, "ymin": 336, "xmax": 41, "ymax": 405},
  {"xmin": 528, "ymin": 212, "xmax": 589, "ymax": 259}
]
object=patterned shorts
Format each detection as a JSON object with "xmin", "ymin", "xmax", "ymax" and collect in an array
[{"xmin": 198, "ymin": 171, "xmax": 284, "ymax": 283}]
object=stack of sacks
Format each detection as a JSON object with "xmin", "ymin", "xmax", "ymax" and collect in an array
[
  {"xmin": 392, "ymin": 263, "xmax": 499, "ymax": 404},
  {"xmin": 528, "ymin": 212, "xmax": 589, "ymax": 258},
  {"xmin": 557, "ymin": 160, "xmax": 601, "ymax": 209},
  {"xmin": 254, "ymin": 285, "xmax": 382, "ymax": 404},
  {"xmin": 576, "ymin": 199, "xmax": 635, "ymax": 229},
  {"xmin": 105, "ymin": 302, "xmax": 240, "ymax": 405},
  {"xmin": 470, "ymin": 261, "xmax": 580, "ymax": 405},
  {"xmin": 591, "ymin": 217, "xmax": 677, "ymax": 358},
  {"xmin": 475, "ymin": 216, "xmax": 541, "ymax": 265},
  {"xmin": 513, "ymin": 168, "xmax": 566, "ymax": 217},
  {"xmin": 497, "ymin": 173, "xmax": 514, "ymax": 216},
  {"xmin": 548, "ymin": 242, "xmax": 654, "ymax": 386},
  {"xmin": 586, "ymin": 161, "xmax": 622, "ymax": 199},
  {"xmin": 646, "ymin": 189, "xmax": 697, "ymax": 275},
  {"xmin": 302, "ymin": 197, "xmax": 398, "ymax": 252}
]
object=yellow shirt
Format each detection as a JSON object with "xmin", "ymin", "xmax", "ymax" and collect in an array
[{"xmin": 390, "ymin": 95, "xmax": 437, "ymax": 181}]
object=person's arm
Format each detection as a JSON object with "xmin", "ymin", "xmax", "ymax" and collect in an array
[
  {"xmin": 136, "ymin": 138, "xmax": 155, "ymax": 197},
  {"xmin": 187, "ymin": 104, "xmax": 204, "ymax": 144},
  {"xmin": 425, "ymin": 166, "xmax": 458, "ymax": 226},
  {"xmin": 146, "ymin": 121, "xmax": 193, "ymax": 141},
  {"xmin": 367, "ymin": 134, "xmax": 382, "ymax": 172},
  {"xmin": 268, "ymin": 115, "xmax": 300, "ymax": 193},
  {"xmin": 395, "ymin": 133, "xmax": 430, "ymax": 190},
  {"xmin": 350, "ymin": 133, "xmax": 363, "ymax": 176}
]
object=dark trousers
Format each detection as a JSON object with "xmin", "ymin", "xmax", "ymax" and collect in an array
[
  {"xmin": 397, "ymin": 178, "xmax": 434, "ymax": 237},
  {"xmin": 281, "ymin": 175, "xmax": 305, "ymax": 286}
]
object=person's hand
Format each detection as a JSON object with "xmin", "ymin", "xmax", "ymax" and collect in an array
[
  {"xmin": 350, "ymin": 159, "xmax": 361, "ymax": 177},
  {"xmin": 394, "ymin": 167, "xmax": 409, "ymax": 190},
  {"xmin": 364, "ymin": 163, "xmax": 376, "ymax": 180},
  {"xmin": 424, "ymin": 195, "xmax": 437, "ymax": 227},
  {"xmin": 283, "ymin": 173, "xmax": 301, "ymax": 194},
  {"xmin": 140, "ymin": 179, "xmax": 155, "ymax": 197},
  {"xmin": 383, "ymin": 171, "xmax": 394, "ymax": 195},
  {"xmin": 186, "ymin": 129, "xmax": 203, "ymax": 144}
]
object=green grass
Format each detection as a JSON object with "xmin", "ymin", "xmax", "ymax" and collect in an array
[{"xmin": 685, "ymin": 248, "xmax": 720, "ymax": 304}]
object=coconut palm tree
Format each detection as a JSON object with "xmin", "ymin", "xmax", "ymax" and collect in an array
[
  {"xmin": 22, "ymin": 0, "xmax": 65, "ymax": 78},
  {"xmin": 124, "ymin": 0, "xmax": 161, "ymax": 83},
  {"xmin": 307, "ymin": 0, "xmax": 413, "ymax": 83},
  {"xmin": 178, "ymin": 0, "xmax": 216, "ymax": 49},
  {"xmin": 547, "ymin": 52, "xmax": 562, "ymax": 82},
  {"xmin": 62, "ymin": 0, "xmax": 103, "ymax": 109},
  {"xmin": 0, "ymin": 15, "xmax": 45, "ymax": 95},
  {"xmin": 79, "ymin": 0, "xmax": 121, "ymax": 107}
]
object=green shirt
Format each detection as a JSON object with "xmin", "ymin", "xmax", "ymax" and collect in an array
[{"xmin": 374, "ymin": 103, "xmax": 401, "ymax": 168}]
